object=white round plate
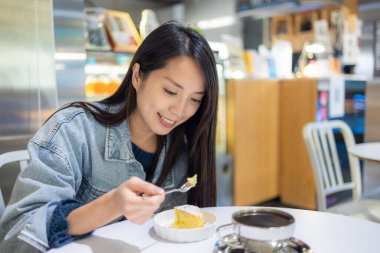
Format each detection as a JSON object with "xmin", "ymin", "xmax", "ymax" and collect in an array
[{"xmin": 153, "ymin": 209, "xmax": 217, "ymax": 242}]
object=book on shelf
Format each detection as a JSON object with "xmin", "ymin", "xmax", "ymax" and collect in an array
[{"xmin": 105, "ymin": 10, "xmax": 142, "ymax": 53}]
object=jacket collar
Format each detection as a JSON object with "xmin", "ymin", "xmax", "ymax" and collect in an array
[
  {"xmin": 104, "ymin": 103, "xmax": 135, "ymax": 162},
  {"xmin": 103, "ymin": 103, "xmax": 168, "ymax": 167}
]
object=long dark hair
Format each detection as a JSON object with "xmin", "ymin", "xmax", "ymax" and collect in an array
[{"xmin": 62, "ymin": 21, "xmax": 218, "ymax": 207}]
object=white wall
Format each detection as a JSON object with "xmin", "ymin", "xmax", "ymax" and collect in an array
[
  {"xmin": 184, "ymin": 0, "xmax": 242, "ymax": 42},
  {"xmin": 155, "ymin": 3, "xmax": 185, "ymax": 23}
]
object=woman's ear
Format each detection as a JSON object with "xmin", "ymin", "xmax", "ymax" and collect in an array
[{"xmin": 131, "ymin": 63, "xmax": 141, "ymax": 90}]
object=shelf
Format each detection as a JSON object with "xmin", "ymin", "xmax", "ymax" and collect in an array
[
  {"xmin": 83, "ymin": 9, "xmax": 140, "ymax": 99},
  {"xmin": 236, "ymin": 1, "xmax": 336, "ymax": 20},
  {"xmin": 85, "ymin": 64, "xmax": 127, "ymax": 76},
  {"xmin": 112, "ymin": 45, "xmax": 139, "ymax": 53},
  {"xmin": 85, "ymin": 50, "xmax": 132, "ymax": 78},
  {"xmin": 86, "ymin": 50, "xmax": 133, "ymax": 64},
  {"xmin": 236, "ymin": 1, "xmax": 377, "ymax": 21}
]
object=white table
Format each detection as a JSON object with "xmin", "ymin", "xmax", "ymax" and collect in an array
[
  {"xmin": 349, "ymin": 142, "xmax": 380, "ymax": 162},
  {"xmin": 349, "ymin": 142, "xmax": 380, "ymax": 198},
  {"xmin": 47, "ymin": 206, "xmax": 380, "ymax": 253}
]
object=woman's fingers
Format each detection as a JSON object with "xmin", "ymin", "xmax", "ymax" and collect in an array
[
  {"xmin": 125, "ymin": 197, "xmax": 163, "ymax": 224},
  {"xmin": 115, "ymin": 177, "xmax": 165, "ymax": 224},
  {"xmin": 126, "ymin": 203, "xmax": 159, "ymax": 224},
  {"xmin": 127, "ymin": 176, "xmax": 164, "ymax": 195}
]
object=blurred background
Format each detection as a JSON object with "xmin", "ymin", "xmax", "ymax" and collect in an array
[{"xmin": 1, "ymin": 0, "xmax": 379, "ymax": 210}]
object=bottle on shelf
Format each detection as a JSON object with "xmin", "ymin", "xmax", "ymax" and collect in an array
[
  {"xmin": 85, "ymin": 74, "xmax": 97, "ymax": 97},
  {"xmin": 84, "ymin": 7, "xmax": 111, "ymax": 51},
  {"xmin": 139, "ymin": 9, "xmax": 159, "ymax": 40},
  {"xmin": 108, "ymin": 75, "xmax": 122, "ymax": 95}
]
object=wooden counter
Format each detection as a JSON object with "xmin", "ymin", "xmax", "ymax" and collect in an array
[
  {"xmin": 227, "ymin": 79, "xmax": 279, "ymax": 206},
  {"xmin": 227, "ymin": 78, "xmax": 318, "ymax": 209},
  {"xmin": 279, "ymin": 79, "xmax": 317, "ymax": 209}
]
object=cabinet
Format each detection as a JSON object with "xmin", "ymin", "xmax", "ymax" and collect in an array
[
  {"xmin": 270, "ymin": 5, "xmax": 349, "ymax": 53},
  {"xmin": 271, "ymin": 15, "xmax": 294, "ymax": 45},
  {"xmin": 292, "ymin": 11, "xmax": 319, "ymax": 52}
]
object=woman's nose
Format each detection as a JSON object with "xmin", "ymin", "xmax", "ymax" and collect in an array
[{"xmin": 169, "ymin": 98, "xmax": 187, "ymax": 117}]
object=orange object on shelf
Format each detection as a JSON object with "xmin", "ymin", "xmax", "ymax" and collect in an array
[
  {"xmin": 85, "ymin": 75, "xmax": 96, "ymax": 97},
  {"xmin": 93, "ymin": 77, "xmax": 104, "ymax": 95},
  {"xmin": 107, "ymin": 78, "xmax": 121, "ymax": 94},
  {"xmin": 86, "ymin": 75, "xmax": 122, "ymax": 98},
  {"xmin": 329, "ymin": 57, "xmax": 341, "ymax": 74}
]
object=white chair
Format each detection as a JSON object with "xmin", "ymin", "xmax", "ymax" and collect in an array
[
  {"xmin": 303, "ymin": 120, "xmax": 380, "ymax": 223},
  {"xmin": 0, "ymin": 150, "xmax": 30, "ymax": 217}
]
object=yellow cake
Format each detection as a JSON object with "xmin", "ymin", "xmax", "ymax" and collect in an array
[
  {"xmin": 187, "ymin": 174, "xmax": 197, "ymax": 187},
  {"xmin": 172, "ymin": 204, "xmax": 204, "ymax": 229}
]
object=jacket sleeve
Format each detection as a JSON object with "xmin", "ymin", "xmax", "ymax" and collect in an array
[
  {"xmin": 48, "ymin": 199, "xmax": 92, "ymax": 248},
  {"xmin": 0, "ymin": 139, "xmax": 83, "ymax": 252}
]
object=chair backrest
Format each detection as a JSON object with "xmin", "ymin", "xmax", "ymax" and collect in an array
[
  {"xmin": 303, "ymin": 120, "xmax": 362, "ymax": 211},
  {"xmin": 0, "ymin": 150, "xmax": 30, "ymax": 217}
]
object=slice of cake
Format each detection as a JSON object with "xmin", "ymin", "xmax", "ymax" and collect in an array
[
  {"xmin": 187, "ymin": 174, "xmax": 197, "ymax": 187},
  {"xmin": 172, "ymin": 204, "xmax": 204, "ymax": 229}
]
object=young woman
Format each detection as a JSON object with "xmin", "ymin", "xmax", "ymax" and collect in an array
[{"xmin": 0, "ymin": 21, "xmax": 218, "ymax": 252}]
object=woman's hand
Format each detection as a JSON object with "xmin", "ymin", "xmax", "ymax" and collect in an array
[
  {"xmin": 111, "ymin": 176, "xmax": 165, "ymax": 224},
  {"xmin": 67, "ymin": 177, "xmax": 164, "ymax": 235}
]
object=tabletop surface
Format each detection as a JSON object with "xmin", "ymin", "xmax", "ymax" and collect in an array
[
  {"xmin": 348, "ymin": 142, "xmax": 380, "ymax": 162},
  {"xmin": 47, "ymin": 206, "xmax": 380, "ymax": 253}
]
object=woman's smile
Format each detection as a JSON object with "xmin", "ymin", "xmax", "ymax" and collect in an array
[{"xmin": 158, "ymin": 112, "xmax": 176, "ymax": 128}]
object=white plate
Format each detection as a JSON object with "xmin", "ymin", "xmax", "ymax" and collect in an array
[{"xmin": 153, "ymin": 209, "xmax": 217, "ymax": 242}]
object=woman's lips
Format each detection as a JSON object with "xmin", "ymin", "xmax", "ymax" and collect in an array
[{"xmin": 158, "ymin": 113, "xmax": 175, "ymax": 127}]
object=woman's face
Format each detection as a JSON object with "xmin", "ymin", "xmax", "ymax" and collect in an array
[{"xmin": 131, "ymin": 56, "xmax": 206, "ymax": 136}]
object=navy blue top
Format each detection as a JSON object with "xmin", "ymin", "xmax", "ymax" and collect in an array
[
  {"xmin": 131, "ymin": 142, "xmax": 155, "ymax": 181},
  {"xmin": 48, "ymin": 143, "xmax": 155, "ymax": 248}
]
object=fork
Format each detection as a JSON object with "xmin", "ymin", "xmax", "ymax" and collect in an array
[{"xmin": 165, "ymin": 180, "xmax": 195, "ymax": 195}]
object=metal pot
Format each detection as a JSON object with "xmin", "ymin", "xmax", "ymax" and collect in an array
[{"xmin": 216, "ymin": 208, "xmax": 295, "ymax": 253}]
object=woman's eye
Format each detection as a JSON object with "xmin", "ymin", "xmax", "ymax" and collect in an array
[
  {"xmin": 191, "ymin": 98, "xmax": 202, "ymax": 104},
  {"xmin": 164, "ymin": 88, "xmax": 177, "ymax": 96}
]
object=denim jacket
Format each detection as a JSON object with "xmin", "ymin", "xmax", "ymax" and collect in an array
[{"xmin": 0, "ymin": 103, "xmax": 188, "ymax": 252}]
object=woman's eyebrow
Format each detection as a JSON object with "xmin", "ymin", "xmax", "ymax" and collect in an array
[
  {"xmin": 164, "ymin": 77, "xmax": 205, "ymax": 95},
  {"xmin": 164, "ymin": 76, "xmax": 183, "ymax": 89}
]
